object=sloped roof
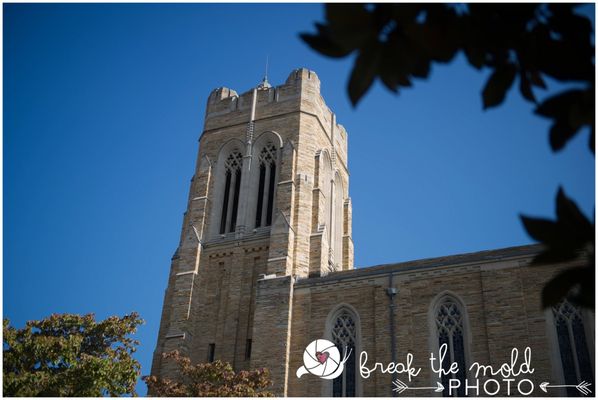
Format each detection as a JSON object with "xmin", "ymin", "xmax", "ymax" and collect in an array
[{"xmin": 295, "ymin": 244, "xmax": 545, "ymax": 287}]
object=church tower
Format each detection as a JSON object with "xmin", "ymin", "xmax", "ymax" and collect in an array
[{"xmin": 151, "ymin": 68, "xmax": 353, "ymax": 394}]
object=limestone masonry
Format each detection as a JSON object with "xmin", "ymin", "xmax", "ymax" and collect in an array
[{"xmin": 152, "ymin": 69, "xmax": 593, "ymax": 397}]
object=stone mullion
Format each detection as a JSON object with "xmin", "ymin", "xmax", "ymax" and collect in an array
[{"xmin": 235, "ymin": 154, "xmax": 252, "ymax": 236}]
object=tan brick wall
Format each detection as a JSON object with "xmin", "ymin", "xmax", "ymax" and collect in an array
[
  {"xmin": 151, "ymin": 69, "xmax": 585, "ymax": 399},
  {"xmin": 251, "ymin": 275, "xmax": 294, "ymax": 395},
  {"xmin": 152, "ymin": 68, "xmax": 355, "ymax": 384},
  {"xmin": 286, "ymin": 253, "xmax": 586, "ymax": 396}
]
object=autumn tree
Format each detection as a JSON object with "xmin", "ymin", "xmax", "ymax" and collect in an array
[
  {"xmin": 144, "ymin": 351, "xmax": 274, "ymax": 397},
  {"xmin": 3, "ymin": 312, "xmax": 143, "ymax": 397},
  {"xmin": 301, "ymin": 3, "xmax": 594, "ymax": 308}
]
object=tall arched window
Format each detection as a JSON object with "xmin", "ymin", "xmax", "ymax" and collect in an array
[
  {"xmin": 255, "ymin": 143, "xmax": 277, "ymax": 228},
  {"xmin": 331, "ymin": 309, "xmax": 357, "ymax": 397},
  {"xmin": 219, "ymin": 151, "xmax": 243, "ymax": 234},
  {"xmin": 552, "ymin": 299, "xmax": 594, "ymax": 396},
  {"xmin": 435, "ymin": 297, "xmax": 467, "ymax": 397}
]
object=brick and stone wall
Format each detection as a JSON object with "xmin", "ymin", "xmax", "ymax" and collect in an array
[
  {"xmin": 286, "ymin": 245, "xmax": 588, "ymax": 397},
  {"xmin": 152, "ymin": 68, "xmax": 355, "ymax": 383},
  {"xmin": 151, "ymin": 69, "xmax": 590, "ymax": 398}
]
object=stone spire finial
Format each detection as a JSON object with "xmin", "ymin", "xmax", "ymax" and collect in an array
[{"xmin": 257, "ymin": 55, "xmax": 272, "ymax": 90}]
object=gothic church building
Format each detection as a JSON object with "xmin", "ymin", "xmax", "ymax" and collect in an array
[{"xmin": 151, "ymin": 69, "xmax": 593, "ymax": 397}]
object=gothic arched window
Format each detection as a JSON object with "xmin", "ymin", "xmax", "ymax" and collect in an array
[
  {"xmin": 255, "ymin": 143, "xmax": 277, "ymax": 228},
  {"xmin": 552, "ymin": 300, "xmax": 594, "ymax": 396},
  {"xmin": 331, "ymin": 309, "xmax": 357, "ymax": 397},
  {"xmin": 219, "ymin": 151, "xmax": 243, "ymax": 234},
  {"xmin": 435, "ymin": 297, "xmax": 467, "ymax": 397}
]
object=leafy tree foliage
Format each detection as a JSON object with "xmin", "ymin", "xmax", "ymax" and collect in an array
[
  {"xmin": 521, "ymin": 187, "xmax": 594, "ymax": 308},
  {"xmin": 302, "ymin": 3, "xmax": 594, "ymax": 308},
  {"xmin": 3, "ymin": 312, "xmax": 143, "ymax": 397},
  {"xmin": 144, "ymin": 351, "xmax": 274, "ymax": 397}
]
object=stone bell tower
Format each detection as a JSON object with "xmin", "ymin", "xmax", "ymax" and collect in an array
[{"xmin": 151, "ymin": 68, "xmax": 353, "ymax": 394}]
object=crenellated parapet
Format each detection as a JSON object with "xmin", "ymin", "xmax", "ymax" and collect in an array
[{"xmin": 203, "ymin": 68, "xmax": 348, "ymax": 171}]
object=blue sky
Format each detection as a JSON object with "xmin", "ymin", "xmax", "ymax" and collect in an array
[{"xmin": 4, "ymin": 3, "xmax": 594, "ymax": 394}]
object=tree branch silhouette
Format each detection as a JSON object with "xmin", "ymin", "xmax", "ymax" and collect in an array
[{"xmin": 301, "ymin": 3, "xmax": 594, "ymax": 308}]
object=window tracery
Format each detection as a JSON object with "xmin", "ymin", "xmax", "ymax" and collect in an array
[
  {"xmin": 552, "ymin": 299, "xmax": 593, "ymax": 396},
  {"xmin": 332, "ymin": 310, "xmax": 356, "ymax": 397},
  {"xmin": 435, "ymin": 297, "xmax": 466, "ymax": 397},
  {"xmin": 219, "ymin": 151, "xmax": 243, "ymax": 234},
  {"xmin": 255, "ymin": 143, "xmax": 277, "ymax": 228}
]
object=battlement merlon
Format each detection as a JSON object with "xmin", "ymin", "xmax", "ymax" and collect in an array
[{"xmin": 201, "ymin": 68, "xmax": 348, "ymax": 163}]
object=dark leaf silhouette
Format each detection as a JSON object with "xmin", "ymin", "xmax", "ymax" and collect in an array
[
  {"xmin": 542, "ymin": 266, "xmax": 593, "ymax": 308},
  {"xmin": 535, "ymin": 88, "xmax": 594, "ymax": 152},
  {"xmin": 528, "ymin": 70, "xmax": 546, "ymax": 89},
  {"xmin": 555, "ymin": 187, "xmax": 594, "ymax": 239},
  {"xmin": 348, "ymin": 43, "xmax": 381, "ymax": 106},
  {"xmin": 300, "ymin": 27, "xmax": 352, "ymax": 58},
  {"xmin": 520, "ymin": 217, "xmax": 560, "ymax": 248},
  {"xmin": 482, "ymin": 63, "xmax": 517, "ymax": 109},
  {"xmin": 378, "ymin": 43, "xmax": 403, "ymax": 93},
  {"xmin": 301, "ymin": 3, "xmax": 594, "ymax": 151},
  {"xmin": 519, "ymin": 72, "xmax": 536, "ymax": 103},
  {"xmin": 302, "ymin": 4, "xmax": 595, "ymax": 308},
  {"xmin": 520, "ymin": 187, "xmax": 594, "ymax": 308}
]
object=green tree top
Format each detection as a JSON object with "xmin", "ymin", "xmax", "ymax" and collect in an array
[
  {"xmin": 144, "ymin": 351, "xmax": 274, "ymax": 397},
  {"xmin": 3, "ymin": 312, "xmax": 144, "ymax": 397}
]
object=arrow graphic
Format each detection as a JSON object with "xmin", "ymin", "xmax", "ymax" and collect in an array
[
  {"xmin": 392, "ymin": 379, "xmax": 444, "ymax": 394},
  {"xmin": 540, "ymin": 381, "xmax": 592, "ymax": 396}
]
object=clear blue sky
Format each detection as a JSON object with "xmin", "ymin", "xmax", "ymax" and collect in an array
[{"xmin": 4, "ymin": 3, "xmax": 594, "ymax": 395}]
